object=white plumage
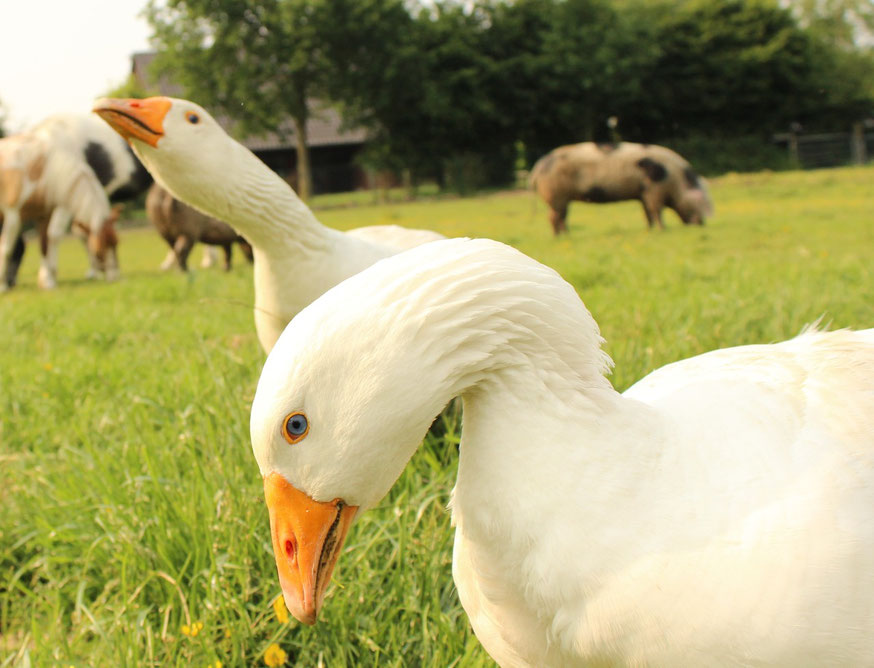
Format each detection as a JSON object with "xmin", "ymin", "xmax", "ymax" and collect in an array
[
  {"xmin": 250, "ymin": 237, "xmax": 874, "ymax": 666},
  {"xmin": 94, "ymin": 97, "xmax": 443, "ymax": 352},
  {"xmin": 31, "ymin": 113, "xmax": 146, "ymax": 204}
]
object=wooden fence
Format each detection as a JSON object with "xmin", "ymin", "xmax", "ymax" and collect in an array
[{"xmin": 773, "ymin": 122, "xmax": 874, "ymax": 168}]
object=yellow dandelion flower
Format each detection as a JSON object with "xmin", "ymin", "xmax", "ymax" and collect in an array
[
  {"xmin": 43, "ymin": 362, "xmax": 53, "ymax": 371},
  {"xmin": 272, "ymin": 595, "xmax": 290, "ymax": 624},
  {"xmin": 182, "ymin": 620, "xmax": 204, "ymax": 637},
  {"xmin": 263, "ymin": 643, "xmax": 288, "ymax": 666},
  {"xmin": 224, "ymin": 628, "xmax": 232, "ymax": 639}
]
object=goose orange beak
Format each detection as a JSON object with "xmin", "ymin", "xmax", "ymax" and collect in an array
[
  {"xmin": 263, "ymin": 472, "xmax": 358, "ymax": 625},
  {"xmin": 93, "ymin": 97, "xmax": 171, "ymax": 148}
]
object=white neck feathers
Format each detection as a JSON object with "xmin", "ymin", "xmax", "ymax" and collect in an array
[{"xmin": 138, "ymin": 138, "xmax": 335, "ymax": 253}]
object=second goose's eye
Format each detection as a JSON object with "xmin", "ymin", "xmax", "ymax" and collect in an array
[
  {"xmin": 186, "ymin": 112, "xmax": 200, "ymax": 124},
  {"xmin": 282, "ymin": 412, "xmax": 309, "ymax": 444}
]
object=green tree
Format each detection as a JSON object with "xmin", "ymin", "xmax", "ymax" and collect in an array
[
  {"xmin": 145, "ymin": 0, "xmax": 341, "ymax": 200},
  {"xmin": 482, "ymin": 0, "xmax": 657, "ymax": 157},
  {"xmin": 805, "ymin": 38, "xmax": 874, "ymax": 128},
  {"xmin": 314, "ymin": 0, "xmax": 509, "ymax": 189},
  {"xmin": 304, "ymin": 0, "xmax": 425, "ymax": 175},
  {"xmin": 641, "ymin": 0, "xmax": 819, "ymax": 137},
  {"xmin": 786, "ymin": 0, "xmax": 874, "ymax": 127},
  {"xmin": 785, "ymin": 0, "xmax": 874, "ymax": 49}
]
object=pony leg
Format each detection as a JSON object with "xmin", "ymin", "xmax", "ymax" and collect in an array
[
  {"xmin": 173, "ymin": 235, "xmax": 194, "ymax": 272},
  {"xmin": 200, "ymin": 246, "xmax": 219, "ymax": 269},
  {"xmin": 160, "ymin": 247, "xmax": 178, "ymax": 271},
  {"xmin": 104, "ymin": 246, "xmax": 120, "ymax": 281},
  {"xmin": 78, "ymin": 231, "xmax": 102, "ymax": 279},
  {"xmin": 8, "ymin": 233, "xmax": 26, "ymax": 287},
  {"xmin": 0, "ymin": 208, "xmax": 23, "ymax": 291},
  {"xmin": 102, "ymin": 223, "xmax": 120, "ymax": 281},
  {"xmin": 39, "ymin": 207, "xmax": 72, "ymax": 289}
]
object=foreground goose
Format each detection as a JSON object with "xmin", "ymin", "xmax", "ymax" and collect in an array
[
  {"xmin": 250, "ymin": 237, "xmax": 874, "ymax": 666},
  {"xmin": 93, "ymin": 97, "xmax": 443, "ymax": 352}
]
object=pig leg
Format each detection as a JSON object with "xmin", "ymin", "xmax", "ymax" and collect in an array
[
  {"xmin": 549, "ymin": 205, "xmax": 569, "ymax": 235},
  {"xmin": 640, "ymin": 192, "xmax": 664, "ymax": 230}
]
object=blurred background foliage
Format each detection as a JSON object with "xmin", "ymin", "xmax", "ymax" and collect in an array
[{"xmin": 136, "ymin": 0, "xmax": 874, "ymax": 186}]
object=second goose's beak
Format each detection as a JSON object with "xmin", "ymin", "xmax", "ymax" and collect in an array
[{"xmin": 93, "ymin": 97, "xmax": 171, "ymax": 148}]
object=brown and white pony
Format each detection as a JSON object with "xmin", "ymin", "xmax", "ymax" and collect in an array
[{"xmin": 0, "ymin": 113, "xmax": 151, "ymax": 290}]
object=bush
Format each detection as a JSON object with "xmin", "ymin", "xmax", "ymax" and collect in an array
[
  {"xmin": 665, "ymin": 133, "xmax": 800, "ymax": 175},
  {"xmin": 441, "ymin": 146, "xmax": 517, "ymax": 194}
]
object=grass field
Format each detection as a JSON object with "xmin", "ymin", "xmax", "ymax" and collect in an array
[{"xmin": 1, "ymin": 165, "xmax": 872, "ymax": 666}]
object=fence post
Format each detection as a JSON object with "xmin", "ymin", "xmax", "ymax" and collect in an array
[
  {"xmin": 851, "ymin": 121, "xmax": 866, "ymax": 165},
  {"xmin": 787, "ymin": 122, "xmax": 802, "ymax": 166}
]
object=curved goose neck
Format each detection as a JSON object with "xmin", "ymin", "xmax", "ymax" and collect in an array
[
  {"xmin": 356, "ymin": 244, "xmax": 668, "ymax": 518},
  {"xmin": 208, "ymin": 141, "xmax": 334, "ymax": 251},
  {"xmin": 141, "ymin": 138, "xmax": 336, "ymax": 253},
  {"xmin": 312, "ymin": 242, "xmax": 625, "ymax": 467}
]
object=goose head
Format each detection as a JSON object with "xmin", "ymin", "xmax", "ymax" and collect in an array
[
  {"xmin": 249, "ymin": 243, "xmax": 461, "ymax": 623},
  {"xmin": 93, "ymin": 96, "xmax": 267, "ymax": 221},
  {"xmin": 249, "ymin": 237, "xmax": 611, "ymax": 625}
]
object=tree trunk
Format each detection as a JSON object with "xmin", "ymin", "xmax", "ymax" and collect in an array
[{"xmin": 293, "ymin": 116, "xmax": 313, "ymax": 201}]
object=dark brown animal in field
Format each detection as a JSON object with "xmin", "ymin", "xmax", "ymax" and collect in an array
[
  {"xmin": 530, "ymin": 142, "xmax": 713, "ymax": 234},
  {"xmin": 146, "ymin": 182, "xmax": 253, "ymax": 271}
]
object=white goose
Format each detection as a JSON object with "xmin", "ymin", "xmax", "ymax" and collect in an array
[
  {"xmin": 92, "ymin": 97, "xmax": 443, "ymax": 353},
  {"xmin": 250, "ymin": 238, "xmax": 874, "ymax": 666}
]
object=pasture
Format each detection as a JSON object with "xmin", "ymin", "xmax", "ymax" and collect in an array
[{"xmin": 1, "ymin": 165, "xmax": 872, "ymax": 666}]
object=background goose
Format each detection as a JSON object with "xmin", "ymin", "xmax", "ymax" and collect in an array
[
  {"xmin": 250, "ymin": 237, "xmax": 874, "ymax": 666},
  {"xmin": 93, "ymin": 97, "xmax": 444, "ymax": 353}
]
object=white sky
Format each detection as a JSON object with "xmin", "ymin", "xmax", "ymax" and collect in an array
[{"xmin": 0, "ymin": 0, "xmax": 152, "ymax": 132}]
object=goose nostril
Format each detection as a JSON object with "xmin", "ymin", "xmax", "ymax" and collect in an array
[{"xmin": 284, "ymin": 536, "xmax": 297, "ymax": 562}]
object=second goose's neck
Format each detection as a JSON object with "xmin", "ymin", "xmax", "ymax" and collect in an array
[
  {"xmin": 156, "ymin": 140, "xmax": 339, "ymax": 253},
  {"xmin": 214, "ymin": 143, "xmax": 335, "ymax": 252}
]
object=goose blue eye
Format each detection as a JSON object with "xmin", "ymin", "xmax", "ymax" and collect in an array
[
  {"xmin": 282, "ymin": 412, "xmax": 309, "ymax": 444},
  {"xmin": 186, "ymin": 112, "xmax": 200, "ymax": 124}
]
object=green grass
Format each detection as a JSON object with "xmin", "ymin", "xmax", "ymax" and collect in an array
[{"xmin": 1, "ymin": 165, "xmax": 873, "ymax": 666}]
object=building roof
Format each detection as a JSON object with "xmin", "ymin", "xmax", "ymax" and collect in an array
[{"xmin": 131, "ymin": 52, "xmax": 367, "ymax": 151}]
